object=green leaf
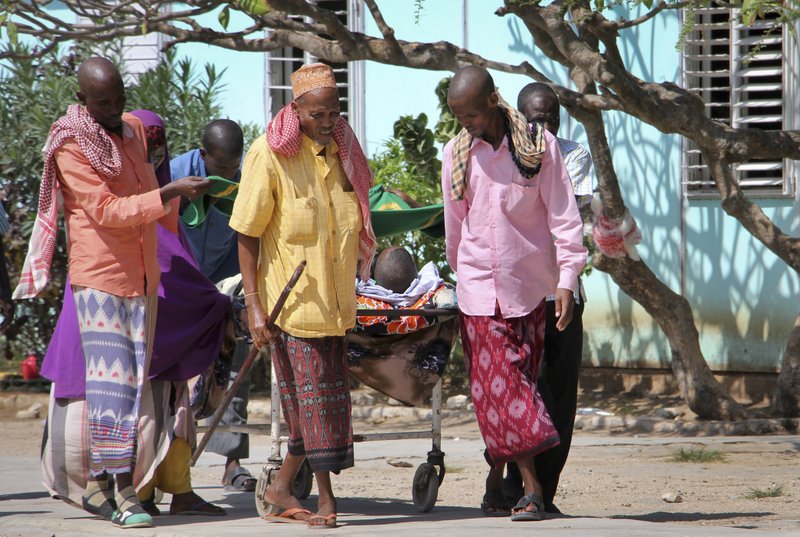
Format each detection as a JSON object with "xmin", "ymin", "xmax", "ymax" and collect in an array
[
  {"xmin": 240, "ymin": 0, "xmax": 271, "ymax": 16},
  {"xmin": 642, "ymin": 0, "xmax": 653, "ymax": 8},
  {"xmin": 6, "ymin": 19, "xmax": 16, "ymax": 44},
  {"xmin": 594, "ymin": 0, "xmax": 604, "ymax": 12},
  {"xmin": 218, "ymin": 6, "xmax": 230, "ymax": 29}
]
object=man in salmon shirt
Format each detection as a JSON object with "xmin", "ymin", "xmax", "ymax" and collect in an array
[
  {"xmin": 14, "ymin": 57, "xmax": 210, "ymax": 529},
  {"xmin": 441, "ymin": 66, "xmax": 587, "ymax": 522}
]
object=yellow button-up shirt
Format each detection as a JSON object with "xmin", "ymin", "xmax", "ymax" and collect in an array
[{"xmin": 230, "ymin": 134, "xmax": 362, "ymax": 338}]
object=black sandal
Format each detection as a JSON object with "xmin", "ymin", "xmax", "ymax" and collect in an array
[
  {"xmin": 224, "ymin": 467, "xmax": 257, "ymax": 492},
  {"xmin": 481, "ymin": 489, "xmax": 511, "ymax": 517},
  {"xmin": 510, "ymin": 492, "xmax": 544, "ymax": 522}
]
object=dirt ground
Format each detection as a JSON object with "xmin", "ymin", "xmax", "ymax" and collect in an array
[{"xmin": 2, "ymin": 390, "xmax": 799, "ymax": 532}]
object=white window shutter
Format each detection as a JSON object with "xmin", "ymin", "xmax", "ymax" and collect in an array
[
  {"xmin": 263, "ymin": 0, "xmax": 366, "ymax": 148},
  {"xmin": 681, "ymin": 8, "xmax": 797, "ymax": 197}
]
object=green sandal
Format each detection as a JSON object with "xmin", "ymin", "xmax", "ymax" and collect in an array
[{"xmin": 112, "ymin": 505, "xmax": 154, "ymax": 529}]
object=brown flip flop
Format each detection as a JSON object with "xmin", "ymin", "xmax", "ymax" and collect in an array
[
  {"xmin": 307, "ymin": 513, "xmax": 337, "ymax": 529},
  {"xmin": 261, "ymin": 507, "xmax": 312, "ymax": 524}
]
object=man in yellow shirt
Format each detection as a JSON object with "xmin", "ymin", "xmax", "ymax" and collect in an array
[{"xmin": 229, "ymin": 63, "xmax": 375, "ymax": 529}]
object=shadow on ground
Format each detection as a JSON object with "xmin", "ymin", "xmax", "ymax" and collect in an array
[{"xmin": 611, "ymin": 511, "xmax": 775, "ymax": 523}]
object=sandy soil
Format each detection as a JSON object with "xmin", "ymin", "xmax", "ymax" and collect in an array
[{"xmin": 3, "ymin": 391, "xmax": 799, "ymax": 532}]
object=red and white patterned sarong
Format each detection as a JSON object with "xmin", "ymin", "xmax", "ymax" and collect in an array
[
  {"xmin": 459, "ymin": 300, "xmax": 560, "ymax": 466},
  {"xmin": 271, "ymin": 330, "xmax": 353, "ymax": 473}
]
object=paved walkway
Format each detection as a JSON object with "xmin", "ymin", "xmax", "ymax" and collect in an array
[{"xmin": 2, "ymin": 434, "xmax": 800, "ymax": 536}]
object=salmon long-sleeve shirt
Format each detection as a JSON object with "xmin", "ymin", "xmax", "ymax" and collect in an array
[
  {"xmin": 441, "ymin": 129, "xmax": 587, "ymax": 318},
  {"xmin": 56, "ymin": 113, "xmax": 170, "ymax": 297}
]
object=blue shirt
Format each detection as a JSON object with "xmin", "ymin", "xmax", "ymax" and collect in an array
[{"xmin": 170, "ymin": 149, "xmax": 240, "ymax": 282}]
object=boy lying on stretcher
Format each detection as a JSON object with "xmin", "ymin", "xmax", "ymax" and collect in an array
[{"xmin": 355, "ymin": 246, "xmax": 457, "ymax": 335}]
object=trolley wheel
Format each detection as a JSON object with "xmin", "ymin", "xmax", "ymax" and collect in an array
[
  {"xmin": 255, "ymin": 466, "xmax": 280, "ymax": 517},
  {"xmin": 292, "ymin": 459, "xmax": 314, "ymax": 500},
  {"xmin": 412, "ymin": 463, "xmax": 439, "ymax": 513},
  {"xmin": 152, "ymin": 489, "xmax": 164, "ymax": 505}
]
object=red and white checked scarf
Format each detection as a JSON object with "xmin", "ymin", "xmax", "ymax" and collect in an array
[
  {"xmin": 13, "ymin": 104, "xmax": 122, "ymax": 299},
  {"xmin": 267, "ymin": 104, "xmax": 375, "ymax": 281}
]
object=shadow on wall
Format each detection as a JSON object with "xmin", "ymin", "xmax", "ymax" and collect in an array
[
  {"xmin": 579, "ymin": 367, "xmax": 779, "ymax": 404},
  {"xmin": 684, "ymin": 201, "xmax": 799, "ymax": 372},
  {"xmin": 506, "ymin": 18, "xmax": 573, "ymax": 88}
]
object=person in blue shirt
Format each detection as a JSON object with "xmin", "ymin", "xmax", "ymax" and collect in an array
[
  {"xmin": 170, "ymin": 119, "xmax": 257, "ymax": 492},
  {"xmin": 170, "ymin": 119, "xmax": 244, "ymax": 283}
]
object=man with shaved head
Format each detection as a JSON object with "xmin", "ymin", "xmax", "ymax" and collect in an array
[
  {"xmin": 230, "ymin": 63, "xmax": 375, "ymax": 528},
  {"xmin": 15, "ymin": 57, "xmax": 210, "ymax": 529},
  {"xmin": 442, "ymin": 66, "xmax": 587, "ymax": 522},
  {"xmin": 373, "ymin": 246, "xmax": 419, "ymax": 294},
  {"xmin": 169, "ymin": 119, "xmax": 253, "ymax": 491},
  {"xmin": 171, "ymin": 118, "xmax": 244, "ymax": 281}
]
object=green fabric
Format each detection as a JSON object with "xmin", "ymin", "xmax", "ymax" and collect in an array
[
  {"xmin": 368, "ymin": 185, "xmax": 445, "ymax": 239},
  {"xmin": 181, "ymin": 175, "xmax": 239, "ymax": 227}
]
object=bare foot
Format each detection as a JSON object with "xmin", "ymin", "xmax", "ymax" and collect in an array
[{"xmin": 263, "ymin": 483, "xmax": 310, "ymax": 522}]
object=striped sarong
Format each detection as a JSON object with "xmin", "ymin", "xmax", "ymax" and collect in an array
[{"xmin": 41, "ymin": 379, "xmax": 191, "ymax": 506}]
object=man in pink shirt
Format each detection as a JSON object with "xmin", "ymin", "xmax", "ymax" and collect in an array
[{"xmin": 442, "ymin": 66, "xmax": 587, "ymax": 522}]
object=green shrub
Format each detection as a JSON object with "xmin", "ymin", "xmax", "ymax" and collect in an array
[
  {"xmin": 745, "ymin": 484, "xmax": 785, "ymax": 499},
  {"xmin": 670, "ymin": 446, "xmax": 727, "ymax": 463}
]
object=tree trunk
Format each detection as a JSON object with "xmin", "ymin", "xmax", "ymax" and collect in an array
[
  {"xmin": 595, "ymin": 255, "xmax": 748, "ymax": 420},
  {"xmin": 578, "ymin": 109, "xmax": 747, "ymax": 420},
  {"xmin": 774, "ymin": 314, "xmax": 800, "ymax": 416}
]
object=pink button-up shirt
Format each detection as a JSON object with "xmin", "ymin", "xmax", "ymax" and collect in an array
[{"xmin": 441, "ymin": 129, "xmax": 587, "ymax": 318}]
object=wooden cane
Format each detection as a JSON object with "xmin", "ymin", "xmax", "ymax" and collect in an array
[{"xmin": 190, "ymin": 260, "xmax": 306, "ymax": 466}]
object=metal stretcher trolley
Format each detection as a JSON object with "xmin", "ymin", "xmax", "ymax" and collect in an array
[{"xmin": 193, "ymin": 185, "xmax": 457, "ymax": 513}]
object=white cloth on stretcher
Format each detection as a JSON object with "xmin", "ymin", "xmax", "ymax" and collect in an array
[{"xmin": 356, "ymin": 261, "xmax": 443, "ymax": 307}]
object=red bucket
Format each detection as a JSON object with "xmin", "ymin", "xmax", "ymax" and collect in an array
[{"xmin": 20, "ymin": 354, "xmax": 39, "ymax": 380}]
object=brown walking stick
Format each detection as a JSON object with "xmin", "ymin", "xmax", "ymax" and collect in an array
[{"xmin": 190, "ymin": 260, "xmax": 306, "ymax": 466}]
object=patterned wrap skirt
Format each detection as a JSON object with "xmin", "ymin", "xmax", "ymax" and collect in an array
[
  {"xmin": 73, "ymin": 286, "xmax": 155, "ymax": 475},
  {"xmin": 459, "ymin": 300, "xmax": 560, "ymax": 466},
  {"xmin": 271, "ymin": 331, "xmax": 354, "ymax": 473}
]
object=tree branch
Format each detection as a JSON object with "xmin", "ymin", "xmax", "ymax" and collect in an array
[
  {"xmin": 266, "ymin": 0, "xmax": 360, "ymax": 56},
  {"xmin": 614, "ymin": 1, "xmax": 688, "ymax": 29},
  {"xmin": 364, "ymin": 0, "xmax": 404, "ymax": 60}
]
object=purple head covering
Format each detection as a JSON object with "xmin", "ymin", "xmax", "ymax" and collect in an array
[{"xmin": 131, "ymin": 109, "xmax": 171, "ymax": 188}]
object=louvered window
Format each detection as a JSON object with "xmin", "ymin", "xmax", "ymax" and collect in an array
[
  {"xmin": 681, "ymin": 8, "xmax": 799, "ymax": 198},
  {"xmin": 263, "ymin": 0, "xmax": 366, "ymax": 145},
  {"xmin": 122, "ymin": 33, "xmax": 165, "ymax": 77}
]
